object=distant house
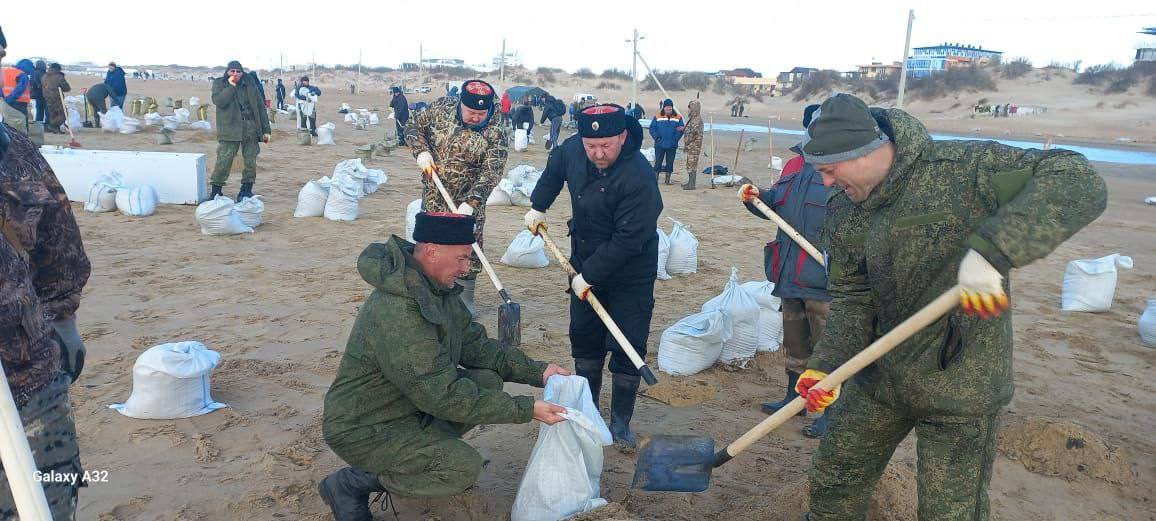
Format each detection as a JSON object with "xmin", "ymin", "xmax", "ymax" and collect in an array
[
  {"xmin": 421, "ymin": 58, "xmax": 466, "ymax": 68},
  {"xmin": 776, "ymin": 67, "xmax": 818, "ymax": 90},
  {"xmin": 858, "ymin": 61, "xmax": 902, "ymax": 80},
  {"xmin": 906, "ymin": 43, "xmax": 1002, "ymax": 78},
  {"xmin": 731, "ymin": 77, "xmax": 776, "ymax": 95},
  {"xmin": 718, "ymin": 68, "xmax": 761, "ymax": 79},
  {"xmin": 1137, "ymin": 27, "xmax": 1156, "ymax": 62},
  {"xmin": 401, "ymin": 63, "xmax": 420, "ymax": 72}
]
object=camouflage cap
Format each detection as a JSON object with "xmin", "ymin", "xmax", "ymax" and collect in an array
[{"xmin": 802, "ymin": 93, "xmax": 889, "ymax": 164}]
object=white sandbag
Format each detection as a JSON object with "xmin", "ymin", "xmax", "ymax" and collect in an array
[
  {"xmin": 109, "ymin": 341, "xmax": 228, "ymax": 419},
  {"xmin": 666, "ymin": 218, "xmax": 699, "ymax": 275},
  {"xmin": 740, "ymin": 281, "xmax": 783, "ymax": 352},
  {"xmin": 501, "ymin": 230, "xmax": 549, "ymax": 268},
  {"xmin": 509, "ymin": 182, "xmax": 535, "ymax": 207},
  {"xmin": 368, "ymin": 113, "xmax": 380, "ymax": 125},
  {"xmin": 233, "ymin": 195, "xmax": 265, "ymax": 228},
  {"xmin": 66, "ymin": 107, "xmax": 82, "ymax": 130},
  {"xmin": 174, "ymin": 107, "xmax": 191, "ymax": 124},
  {"xmin": 1145, "ymin": 196, "xmax": 1156, "ymax": 205},
  {"xmin": 658, "ymin": 310, "xmax": 732, "ymax": 376},
  {"xmin": 703, "ymin": 267, "xmax": 761, "ymax": 367},
  {"xmin": 293, "ymin": 177, "xmax": 331, "ymax": 218},
  {"xmin": 487, "ymin": 186, "xmax": 513, "ymax": 206},
  {"xmin": 362, "ymin": 169, "xmax": 387, "ymax": 195},
  {"xmin": 189, "ymin": 120, "xmax": 212, "ymax": 130},
  {"xmin": 115, "ymin": 185, "xmax": 158, "ymax": 217},
  {"xmin": 161, "ymin": 116, "xmax": 180, "ymax": 131},
  {"xmin": 195, "ymin": 196, "xmax": 254, "ymax": 235},
  {"xmin": 656, "ymin": 228, "xmax": 672, "ymax": 280},
  {"xmin": 323, "ymin": 174, "xmax": 362, "ymax": 221},
  {"xmin": 339, "ymin": 102, "xmax": 351, "ymax": 113},
  {"xmin": 344, "ymin": 112, "xmax": 358, "ymax": 124},
  {"xmin": 100, "ymin": 106, "xmax": 125, "ymax": 132},
  {"xmin": 189, "ymin": 96, "xmax": 201, "ymax": 107},
  {"xmin": 1140, "ymin": 299, "xmax": 1156, "ymax": 347},
  {"xmin": 119, "ymin": 117, "xmax": 141, "ymax": 134},
  {"xmin": 710, "ymin": 174, "xmax": 744, "ymax": 186},
  {"xmin": 144, "ymin": 112, "xmax": 163, "ymax": 126},
  {"xmin": 514, "ymin": 129, "xmax": 529, "ymax": 151},
  {"xmin": 506, "ymin": 164, "xmax": 541, "ymax": 186},
  {"xmin": 511, "ymin": 375, "xmax": 611, "ymax": 521},
  {"xmin": 317, "ymin": 125, "xmax": 335, "ymax": 145},
  {"xmin": 1061, "ymin": 254, "xmax": 1134, "ymax": 312},
  {"xmin": 405, "ymin": 198, "xmax": 422, "ymax": 242},
  {"xmin": 641, "ymin": 147, "xmax": 655, "ymax": 162},
  {"xmin": 83, "ymin": 172, "xmax": 123, "ymax": 213}
]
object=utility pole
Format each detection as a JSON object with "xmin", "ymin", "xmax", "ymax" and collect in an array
[
  {"xmin": 896, "ymin": 9, "xmax": 915, "ymax": 109},
  {"xmin": 356, "ymin": 49, "xmax": 362, "ymax": 94},
  {"xmin": 500, "ymin": 38, "xmax": 506, "ymax": 82},
  {"xmin": 419, "ymin": 43, "xmax": 424, "ymax": 84},
  {"xmin": 625, "ymin": 29, "xmax": 644, "ymax": 109}
]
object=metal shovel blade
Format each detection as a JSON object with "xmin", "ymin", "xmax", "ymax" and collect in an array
[
  {"xmin": 632, "ymin": 434, "xmax": 716, "ymax": 492},
  {"xmin": 497, "ymin": 301, "xmax": 521, "ymax": 347}
]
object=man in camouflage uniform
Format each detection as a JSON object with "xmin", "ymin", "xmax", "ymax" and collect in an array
[
  {"xmin": 0, "ymin": 25, "xmax": 92, "ymax": 520},
  {"xmin": 681, "ymin": 99, "xmax": 704, "ymax": 190},
  {"xmin": 320, "ymin": 212, "xmax": 568, "ymax": 521},
  {"xmin": 209, "ymin": 60, "xmax": 271, "ymax": 201},
  {"xmin": 406, "ymin": 79, "xmax": 508, "ymax": 317},
  {"xmin": 794, "ymin": 93, "xmax": 1106, "ymax": 520}
]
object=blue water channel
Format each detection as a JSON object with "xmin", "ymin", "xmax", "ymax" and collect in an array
[{"xmin": 639, "ymin": 120, "xmax": 1156, "ymax": 166}]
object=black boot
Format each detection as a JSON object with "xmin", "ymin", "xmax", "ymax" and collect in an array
[
  {"xmin": 237, "ymin": 182, "xmax": 254, "ymax": 201},
  {"xmin": 209, "ymin": 184, "xmax": 224, "ymax": 199},
  {"xmin": 663, "ymin": 172, "xmax": 672, "ymax": 185},
  {"xmin": 761, "ymin": 369, "xmax": 805, "ymax": 416},
  {"xmin": 803, "ymin": 412, "xmax": 831, "ymax": 439},
  {"xmin": 574, "ymin": 358, "xmax": 604, "ymax": 409},
  {"xmin": 682, "ymin": 172, "xmax": 696, "ymax": 190},
  {"xmin": 609, "ymin": 373, "xmax": 641, "ymax": 452},
  {"xmin": 318, "ymin": 466, "xmax": 386, "ymax": 521}
]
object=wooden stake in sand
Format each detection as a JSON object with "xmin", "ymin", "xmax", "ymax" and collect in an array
[
  {"xmin": 709, "ymin": 114, "xmax": 716, "ymax": 188},
  {"xmin": 733, "ymin": 129, "xmax": 745, "ymax": 180}
]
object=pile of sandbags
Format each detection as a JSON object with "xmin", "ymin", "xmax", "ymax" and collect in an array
[
  {"xmin": 109, "ymin": 341, "xmax": 228, "ymax": 419},
  {"xmin": 84, "ymin": 172, "xmax": 124, "ymax": 213},
  {"xmin": 703, "ymin": 268, "xmax": 761, "ymax": 367},
  {"xmin": 293, "ymin": 177, "xmax": 332, "ymax": 218},
  {"xmin": 292, "ymin": 160, "xmax": 387, "ymax": 222},
  {"xmin": 740, "ymin": 281, "xmax": 783, "ymax": 352},
  {"xmin": 100, "ymin": 106, "xmax": 126, "ymax": 132},
  {"xmin": 500, "ymin": 231, "xmax": 549, "ymax": 268},
  {"xmin": 195, "ymin": 196, "xmax": 254, "ymax": 235},
  {"xmin": 658, "ymin": 310, "xmax": 731, "ymax": 376},
  {"xmin": 489, "ymin": 165, "xmax": 541, "ymax": 207},
  {"xmin": 665, "ymin": 219, "xmax": 698, "ymax": 275},
  {"xmin": 1061, "ymin": 254, "xmax": 1133, "ymax": 312}
]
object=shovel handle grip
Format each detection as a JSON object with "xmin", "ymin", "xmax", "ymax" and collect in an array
[
  {"xmin": 429, "ymin": 169, "xmax": 507, "ymax": 293},
  {"xmin": 750, "ymin": 198, "xmax": 825, "ymax": 267},
  {"xmin": 717, "ymin": 287, "xmax": 962, "ymax": 465}
]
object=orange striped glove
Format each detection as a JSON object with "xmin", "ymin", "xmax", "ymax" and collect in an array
[{"xmin": 795, "ymin": 369, "xmax": 840, "ymax": 413}]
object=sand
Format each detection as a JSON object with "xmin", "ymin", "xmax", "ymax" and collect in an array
[{"xmin": 48, "ymin": 74, "xmax": 1156, "ymax": 520}]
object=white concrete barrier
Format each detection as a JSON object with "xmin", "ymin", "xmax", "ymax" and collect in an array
[{"xmin": 40, "ymin": 146, "xmax": 207, "ymax": 205}]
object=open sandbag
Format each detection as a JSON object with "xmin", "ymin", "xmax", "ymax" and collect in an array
[
  {"xmin": 109, "ymin": 341, "xmax": 228, "ymax": 419},
  {"xmin": 317, "ymin": 122, "xmax": 336, "ymax": 145},
  {"xmin": 195, "ymin": 196, "xmax": 253, "ymax": 235},
  {"xmin": 1061, "ymin": 254, "xmax": 1133, "ymax": 312},
  {"xmin": 293, "ymin": 177, "xmax": 331, "ymax": 218},
  {"xmin": 323, "ymin": 174, "xmax": 362, "ymax": 221},
  {"xmin": 84, "ymin": 172, "xmax": 123, "ymax": 213},
  {"xmin": 233, "ymin": 195, "xmax": 265, "ymax": 228},
  {"xmin": 658, "ymin": 310, "xmax": 732, "ymax": 376},
  {"xmin": 362, "ymin": 169, "xmax": 387, "ymax": 195},
  {"xmin": 116, "ymin": 185, "xmax": 158, "ymax": 217},
  {"xmin": 703, "ymin": 268, "xmax": 761, "ymax": 367},
  {"xmin": 501, "ymin": 231, "xmax": 549, "ymax": 268},
  {"xmin": 666, "ymin": 218, "xmax": 699, "ymax": 275},
  {"xmin": 740, "ymin": 281, "xmax": 784, "ymax": 352}
]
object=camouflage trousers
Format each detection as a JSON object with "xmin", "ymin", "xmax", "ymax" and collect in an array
[
  {"xmin": 807, "ymin": 383, "xmax": 997, "ymax": 521},
  {"xmin": 420, "ymin": 184, "xmax": 488, "ymax": 278},
  {"xmin": 0, "ymin": 374, "xmax": 82, "ymax": 520},
  {"xmin": 340, "ymin": 369, "xmax": 500, "ymax": 498},
  {"xmin": 685, "ymin": 138, "xmax": 703, "ymax": 176},
  {"xmin": 782, "ymin": 298, "xmax": 830, "ymax": 374},
  {"xmin": 210, "ymin": 139, "xmax": 260, "ymax": 186}
]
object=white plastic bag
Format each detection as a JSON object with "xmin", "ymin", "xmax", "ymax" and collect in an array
[
  {"xmin": 511, "ymin": 375, "xmax": 611, "ymax": 521},
  {"xmin": 658, "ymin": 310, "xmax": 732, "ymax": 376},
  {"xmin": 740, "ymin": 281, "xmax": 783, "ymax": 352},
  {"xmin": 195, "ymin": 196, "xmax": 254, "ymax": 235},
  {"xmin": 405, "ymin": 199, "xmax": 422, "ymax": 242},
  {"xmin": 514, "ymin": 129, "xmax": 529, "ymax": 151},
  {"xmin": 144, "ymin": 112, "xmax": 163, "ymax": 126},
  {"xmin": 656, "ymin": 228, "xmax": 672, "ymax": 280},
  {"xmin": 100, "ymin": 106, "xmax": 125, "ymax": 132},
  {"xmin": 666, "ymin": 218, "xmax": 699, "ymax": 275},
  {"xmin": 293, "ymin": 177, "xmax": 331, "ymax": 218},
  {"xmin": 116, "ymin": 185, "xmax": 158, "ymax": 217},
  {"xmin": 84, "ymin": 172, "xmax": 123, "ymax": 213},
  {"xmin": 323, "ymin": 174, "xmax": 362, "ymax": 221},
  {"xmin": 362, "ymin": 169, "xmax": 387, "ymax": 195},
  {"xmin": 487, "ymin": 186, "xmax": 513, "ymax": 206},
  {"xmin": 317, "ymin": 123, "xmax": 335, "ymax": 145},
  {"xmin": 703, "ymin": 268, "xmax": 761, "ymax": 367},
  {"xmin": 233, "ymin": 195, "xmax": 265, "ymax": 228},
  {"xmin": 174, "ymin": 107, "xmax": 191, "ymax": 124},
  {"xmin": 500, "ymin": 231, "xmax": 549, "ymax": 268},
  {"xmin": 1061, "ymin": 254, "xmax": 1134, "ymax": 312},
  {"xmin": 1140, "ymin": 299, "xmax": 1156, "ymax": 347},
  {"xmin": 109, "ymin": 341, "xmax": 228, "ymax": 420}
]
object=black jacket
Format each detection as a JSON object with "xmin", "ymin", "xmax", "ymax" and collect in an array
[
  {"xmin": 530, "ymin": 117, "xmax": 663, "ymax": 287},
  {"xmin": 513, "ymin": 105, "xmax": 534, "ymax": 131},
  {"xmin": 390, "ymin": 93, "xmax": 410, "ymax": 123},
  {"xmin": 540, "ymin": 99, "xmax": 565, "ymax": 124},
  {"xmin": 275, "ymin": 82, "xmax": 286, "ymax": 99}
]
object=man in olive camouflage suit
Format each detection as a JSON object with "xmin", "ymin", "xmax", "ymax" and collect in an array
[
  {"xmin": 794, "ymin": 94, "xmax": 1106, "ymax": 520},
  {"xmin": 406, "ymin": 79, "xmax": 508, "ymax": 317},
  {"xmin": 681, "ymin": 100, "xmax": 704, "ymax": 190}
]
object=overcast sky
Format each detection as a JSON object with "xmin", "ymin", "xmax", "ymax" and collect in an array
[{"xmin": 4, "ymin": 0, "xmax": 1154, "ymax": 77}]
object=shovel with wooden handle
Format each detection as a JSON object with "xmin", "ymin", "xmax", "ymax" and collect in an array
[
  {"xmin": 536, "ymin": 225, "xmax": 659, "ymax": 386},
  {"xmin": 427, "ymin": 168, "xmax": 521, "ymax": 347},
  {"xmin": 632, "ymin": 286, "xmax": 961, "ymax": 492},
  {"xmin": 747, "ymin": 196, "xmax": 826, "ymax": 266},
  {"xmin": 0, "ymin": 357, "xmax": 54, "ymax": 520},
  {"xmin": 58, "ymin": 88, "xmax": 81, "ymax": 148}
]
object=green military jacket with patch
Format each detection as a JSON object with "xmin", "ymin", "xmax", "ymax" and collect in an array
[
  {"xmin": 210, "ymin": 74, "xmax": 270, "ymax": 142},
  {"xmin": 811, "ymin": 108, "xmax": 1107, "ymax": 416},
  {"xmin": 322, "ymin": 237, "xmax": 546, "ymax": 452}
]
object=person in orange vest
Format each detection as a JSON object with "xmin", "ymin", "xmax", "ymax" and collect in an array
[{"xmin": 2, "ymin": 58, "xmax": 35, "ymax": 127}]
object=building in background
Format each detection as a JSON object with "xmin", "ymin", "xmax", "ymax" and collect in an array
[
  {"xmin": 906, "ymin": 43, "xmax": 1002, "ymax": 78},
  {"xmin": 857, "ymin": 61, "xmax": 902, "ymax": 80},
  {"xmin": 776, "ymin": 67, "xmax": 818, "ymax": 91},
  {"xmin": 731, "ymin": 77, "xmax": 776, "ymax": 95},
  {"xmin": 1137, "ymin": 27, "xmax": 1156, "ymax": 62}
]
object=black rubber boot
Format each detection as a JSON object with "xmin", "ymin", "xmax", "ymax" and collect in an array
[
  {"xmin": 574, "ymin": 358, "xmax": 604, "ymax": 409},
  {"xmin": 663, "ymin": 172, "xmax": 672, "ymax": 185},
  {"xmin": 209, "ymin": 184, "xmax": 224, "ymax": 199},
  {"xmin": 761, "ymin": 369, "xmax": 805, "ymax": 416},
  {"xmin": 803, "ymin": 412, "xmax": 831, "ymax": 439},
  {"xmin": 237, "ymin": 182, "xmax": 254, "ymax": 201},
  {"xmin": 682, "ymin": 172, "xmax": 696, "ymax": 190},
  {"xmin": 318, "ymin": 466, "xmax": 386, "ymax": 521},
  {"xmin": 609, "ymin": 373, "xmax": 641, "ymax": 452}
]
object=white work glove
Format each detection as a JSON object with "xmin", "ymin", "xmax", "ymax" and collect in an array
[
  {"xmin": 416, "ymin": 151, "xmax": 434, "ymax": 174},
  {"xmin": 455, "ymin": 202, "xmax": 474, "ymax": 216},
  {"xmin": 957, "ymin": 249, "xmax": 1009, "ymax": 319},
  {"xmin": 571, "ymin": 274, "xmax": 592, "ymax": 301},
  {"xmin": 524, "ymin": 209, "xmax": 546, "ymax": 235}
]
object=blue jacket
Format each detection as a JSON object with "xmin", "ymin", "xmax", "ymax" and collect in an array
[
  {"xmin": 531, "ymin": 116, "xmax": 663, "ymax": 287},
  {"xmin": 743, "ymin": 156, "xmax": 831, "ymax": 301},
  {"xmin": 648, "ymin": 113, "xmax": 684, "ymax": 150},
  {"xmin": 3, "ymin": 60, "xmax": 34, "ymax": 104},
  {"xmin": 104, "ymin": 67, "xmax": 127, "ymax": 96}
]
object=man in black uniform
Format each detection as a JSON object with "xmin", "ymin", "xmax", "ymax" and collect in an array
[{"xmin": 524, "ymin": 104, "xmax": 663, "ymax": 451}]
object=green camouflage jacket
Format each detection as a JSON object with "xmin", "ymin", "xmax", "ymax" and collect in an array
[
  {"xmin": 322, "ymin": 237, "xmax": 546, "ymax": 450},
  {"xmin": 811, "ymin": 108, "xmax": 1106, "ymax": 416}
]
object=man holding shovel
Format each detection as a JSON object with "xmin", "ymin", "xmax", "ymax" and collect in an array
[
  {"xmin": 406, "ymin": 79, "xmax": 508, "ymax": 318},
  {"xmin": 798, "ymin": 93, "xmax": 1106, "ymax": 520},
  {"xmin": 525, "ymin": 104, "xmax": 663, "ymax": 451},
  {"xmin": 320, "ymin": 212, "xmax": 569, "ymax": 520}
]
